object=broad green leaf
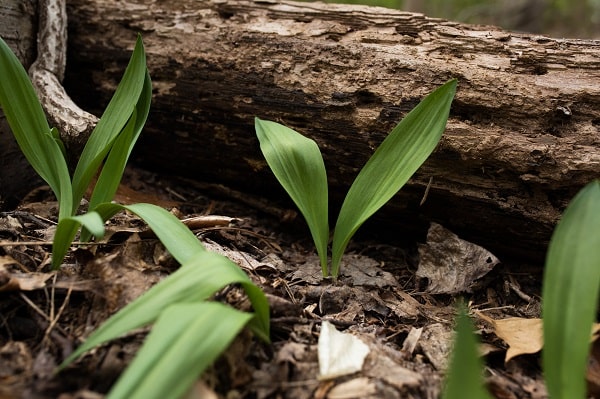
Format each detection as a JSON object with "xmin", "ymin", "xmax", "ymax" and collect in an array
[
  {"xmin": 52, "ymin": 212, "xmax": 105, "ymax": 269},
  {"xmin": 57, "ymin": 203, "xmax": 270, "ymax": 368},
  {"xmin": 87, "ymin": 71, "xmax": 152, "ymax": 214},
  {"xmin": 123, "ymin": 203, "xmax": 269, "ymax": 340},
  {"xmin": 255, "ymin": 117, "xmax": 329, "ymax": 276},
  {"xmin": 443, "ymin": 304, "xmax": 493, "ymax": 399},
  {"xmin": 106, "ymin": 302, "xmax": 251, "ymax": 399},
  {"xmin": 542, "ymin": 180, "xmax": 600, "ymax": 399},
  {"xmin": 80, "ymin": 71, "xmax": 152, "ymax": 242},
  {"xmin": 70, "ymin": 35, "xmax": 148, "ymax": 214},
  {"xmin": 52, "ymin": 202, "xmax": 204, "ymax": 269},
  {"xmin": 58, "ymin": 251, "xmax": 257, "ymax": 368},
  {"xmin": 331, "ymin": 79, "xmax": 456, "ymax": 277},
  {"xmin": 0, "ymin": 36, "xmax": 73, "ymax": 220},
  {"xmin": 116, "ymin": 203, "xmax": 207, "ymax": 264}
]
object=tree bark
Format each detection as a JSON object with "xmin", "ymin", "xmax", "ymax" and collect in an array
[
  {"xmin": 0, "ymin": 0, "xmax": 40, "ymax": 208},
  {"xmin": 60, "ymin": 0, "xmax": 600, "ymax": 261}
]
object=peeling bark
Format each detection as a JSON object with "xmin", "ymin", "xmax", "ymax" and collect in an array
[{"xmin": 29, "ymin": 0, "xmax": 97, "ymax": 153}]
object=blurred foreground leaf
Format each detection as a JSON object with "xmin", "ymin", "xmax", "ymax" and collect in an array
[{"xmin": 542, "ymin": 180, "xmax": 600, "ymax": 399}]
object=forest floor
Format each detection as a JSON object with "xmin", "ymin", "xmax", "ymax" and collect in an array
[{"xmin": 0, "ymin": 166, "xmax": 554, "ymax": 399}]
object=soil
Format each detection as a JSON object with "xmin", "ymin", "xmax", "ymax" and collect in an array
[{"xmin": 0, "ymin": 165, "xmax": 558, "ymax": 399}]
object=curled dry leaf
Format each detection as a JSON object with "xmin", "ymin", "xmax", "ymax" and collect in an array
[
  {"xmin": 479, "ymin": 314, "xmax": 544, "ymax": 362},
  {"xmin": 0, "ymin": 260, "xmax": 54, "ymax": 292},
  {"xmin": 478, "ymin": 312, "xmax": 600, "ymax": 363},
  {"xmin": 416, "ymin": 223, "xmax": 500, "ymax": 294}
]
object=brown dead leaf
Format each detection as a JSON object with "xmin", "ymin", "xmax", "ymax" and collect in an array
[
  {"xmin": 401, "ymin": 327, "xmax": 423, "ymax": 356},
  {"xmin": 291, "ymin": 254, "xmax": 398, "ymax": 287},
  {"xmin": 0, "ymin": 262, "xmax": 54, "ymax": 292},
  {"xmin": 483, "ymin": 315, "xmax": 543, "ymax": 362},
  {"xmin": 416, "ymin": 223, "xmax": 500, "ymax": 294},
  {"xmin": 478, "ymin": 312, "xmax": 600, "ymax": 363}
]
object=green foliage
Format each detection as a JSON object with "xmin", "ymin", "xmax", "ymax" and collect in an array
[
  {"xmin": 442, "ymin": 304, "xmax": 493, "ymax": 399},
  {"xmin": 0, "ymin": 35, "xmax": 150, "ymax": 224},
  {"xmin": 542, "ymin": 180, "xmax": 600, "ymax": 399},
  {"xmin": 255, "ymin": 119, "xmax": 330, "ymax": 275},
  {"xmin": 106, "ymin": 302, "xmax": 252, "ymax": 399},
  {"xmin": 256, "ymin": 79, "xmax": 456, "ymax": 278},
  {"xmin": 0, "ymin": 35, "xmax": 270, "ymax": 398},
  {"xmin": 55, "ymin": 203, "xmax": 270, "ymax": 398},
  {"xmin": 0, "ymin": 37, "xmax": 72, "ymax": 220},
  {"xmin": 331, "ymin": 80, "xmax": 457, "ymax": 276}
]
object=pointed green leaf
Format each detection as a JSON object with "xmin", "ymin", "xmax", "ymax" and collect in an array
[
  {"xmin": 0, "ymin": 37, "xmax": 73, "ymax": 219},
  {"xmin": 78, "ymin": 111, "xmax": 138, "ymax": 242},
  {"xmin": 57, "ymin": 202, "xmax": 269, "ymax": 369},
  {"xmin": 120, "ymin": 204, "xmax": 269, "ymax": 341},
  {"xmin": 255, "ymin": 117, "xmax": 329, "ymax": 276},
  {"xmin": 542, "ymin": 180, "xmax": 600, "ymax": 399},
  {"xmin": 106, "ymin": 302, "xmax": 251, "ymax": 399},
  {"xmin": 118, "ymin": 203, "xmax": 206, "ymax": 264},
  {"xmin": 71, "ymin": 35, "xmax": 148, "ymax": 214},
  {"xmin": 58, "ymin": 251, "xmax": 254, "ymax": 368},
  {"xmin": 52, "ymin": 212, "xmax": 105, "ymax": 269},
  {"xmin": 80, "ymin": 71, "xmax": 152, "ymax": 242},
  {"xmin": 87, "ymin": 71, "xmax": 152, "ymax": 214},
  {"xmin": 331, "ymin": 79, "xmax": 456, "ymax": 277},
  {"xmin": 443, "ymin": 304, "xmax": 493, "ymax": 399}
]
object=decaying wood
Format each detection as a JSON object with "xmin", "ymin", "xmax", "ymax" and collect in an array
[
  {"xmin": 21, "ymin": 0, "xmax": 600, "ymax": 260},
  {"xmin": 0, "ymin": 0, "xmax": 40, "ymax": 207},
  {"xmin": 29, "ymin": 0, "xmax": 97, "ymax": 150},
  {"xmin": 63, "ymin": 0, "xmax": 600, "ymax": 261}
]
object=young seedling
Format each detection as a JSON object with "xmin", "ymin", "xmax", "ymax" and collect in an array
[
  {"xmin": 256, "ymin": 79, "xmax": 457, "ymax": 278},
  {"xmin": 0, "ymin": 35, "xmax": 149, "ymax": 224},
  {"xmin": 442, "ymin": 303, "xmax": 493, "ymax": 399},
  {"xmin": 0, "ymin": 35, "xmax": 270, "ymax": 398}
]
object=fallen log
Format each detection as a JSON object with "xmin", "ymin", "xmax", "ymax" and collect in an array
[{"xmin": 55, "ymin": 0, "xmax": 600, "ymax": 260}]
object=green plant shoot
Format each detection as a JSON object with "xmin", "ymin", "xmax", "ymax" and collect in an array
[
  {"xmin": 443, "ymin": 303, "xmax": 493, "ymax": 399},
  {"xmin": 0, "ymin": 34, "xmax": 150, "ymax": 231},
  {"xmin": 53, "ymin": 202, "xmax": 269, "ymax": 399},
  {"xmin": 256, "ymin": 79, "xmax": 456, "ymax": 278},
  {"xmin": 0, "ymin": 37, "xmax": 72, "ymax": 220},
  {"xmin": 255, "ymin": 120, "xmax": 330, "ymax": 275},
  {"xmin": 0, "ymin": 34, "xmax": 270, "ymax": 398},
  {"xmin": 542, "ymin": 180, "xmax": 600, "ymax": 399}
]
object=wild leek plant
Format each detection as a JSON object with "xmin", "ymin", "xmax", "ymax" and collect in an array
[
  {"xmin": 0, "ymin": 35, "xmax": 150, "ymax": 226},
  {"xmin": 442, "ymin": 303, "xmax": 493, "ymax": 399},
  {"xmin": 542, "ymin": 180, "xmax": 600, "ymax": 398},
  {"xmin": 56, "ymin": 202, "xmax": 270, "ymax": 399},
  {"xmin": 443, "ymin": 180, "xmax": 600, "ymax": 399},
  {"xmin": 0, "ymin": 35, "xmax": 270, "ymax": 398},
  {"xmin": 255, "ymin": 79, "xmax": 457, "ymax": 278}
]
